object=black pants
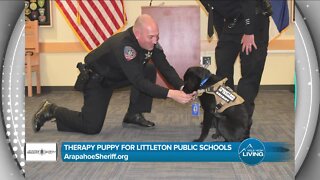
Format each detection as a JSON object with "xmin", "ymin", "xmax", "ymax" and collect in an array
[
  {"xmin": 215, "ymin": 14, "xmax": 270, "ymax": 119},
  {"xmin": 54, "ymin": 63, "xmax": 157, "ymax": 134}
]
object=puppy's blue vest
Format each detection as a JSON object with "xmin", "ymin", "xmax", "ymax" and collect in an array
[{"xmin": 197, "ymin": 78, "xmax": 244, "ymax": 113}]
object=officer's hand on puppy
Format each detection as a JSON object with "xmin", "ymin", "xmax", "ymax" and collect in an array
[
  {"xmin": 241, "ymin": 34, "xmax": 257, "ymax": 55},
  {"xmin": 192, "ymin": 91, "xmax": 198, "ymax": 100},
  {"xmin": 167, "ymin": 90, "xmax": 196, "ymax": 104}
]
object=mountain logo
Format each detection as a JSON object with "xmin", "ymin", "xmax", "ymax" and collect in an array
[{"xmin": 238, "ymin": 138, "xmax": 265, "ymax": 166}]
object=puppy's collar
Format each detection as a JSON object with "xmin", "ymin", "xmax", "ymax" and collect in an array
[{"xmin": 200, "ymin": 76, "xmax": 209, "ymax": 87}]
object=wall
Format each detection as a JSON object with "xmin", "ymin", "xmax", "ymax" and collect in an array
[{"xmin": 35, "ymin": 0, "xmax": 295, "ymax": 86}]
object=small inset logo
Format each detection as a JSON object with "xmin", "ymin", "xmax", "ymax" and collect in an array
[
  {"xmin": 25, "ymin": 143, "xmax": 57, "ymax": 162},
  {"xmin": 238, "ymin": 138, "xmax": 265, "ymax": 166}
]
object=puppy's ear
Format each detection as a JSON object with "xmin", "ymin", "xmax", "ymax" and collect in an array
[
  {"xmin": 183, "ymin": 69, "xmax": 201, "ymax": 93},
  {"xmin": 192, "ymin": 67, "xmax": 211, "ymax": 80},
  {"xmin": 200, "ymin": 68, "xmax": 212, "ymax": 79}
]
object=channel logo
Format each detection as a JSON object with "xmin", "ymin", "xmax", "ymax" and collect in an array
[
  {"xmin": 25, "ymin": 143, "xmax": 57, "ymax": 162},
  {"xmin": 238, "ymin": 138, "xmax": 265, "ymax": 166}
]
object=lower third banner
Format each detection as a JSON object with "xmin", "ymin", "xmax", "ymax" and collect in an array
[{"xmin": 61, "ymin": 138, "xmax": 290, "ymax": 166}]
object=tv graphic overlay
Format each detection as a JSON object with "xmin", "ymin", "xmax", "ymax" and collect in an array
[
  {"xmin": 25, "ymin": 143, "xmax": 57, "ymax": 162},
  {"xmin": 0, "ymin": 1, "xmax": 25, "ymax": 178},
  {"xmin": 238, "ymin": 138, "xmax": 265, "ymax": 166},
  {"xmin": 60, "ymin": 141, "xmax": 289, "ymax": 164},
  {"xmin": 294, "ymin": 2, "xmax": 320, "ymax": 179},
  {"xmin": 1, "ymin": 1, "xmax": 320, "ymax": 179}
]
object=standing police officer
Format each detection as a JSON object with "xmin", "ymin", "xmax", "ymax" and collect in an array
[
  {"xmin": 200, "ymin": 0, "xmax": 272, "ymax": 132},
  {"xmin": 32, "ymin": 14, "xmax": 195, "ymax": 134}
]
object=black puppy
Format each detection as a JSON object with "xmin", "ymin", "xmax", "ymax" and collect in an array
[{"xmin": 183, "ymin": 67, "xmax": 251, "ymax": 142}]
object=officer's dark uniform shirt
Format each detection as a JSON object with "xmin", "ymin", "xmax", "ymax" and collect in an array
[
  {"xmin": 84, "ymin": 27, "xmax": 183, "ymax": 99},
  {"xmin": 200, "ymin": 0, "xmax": 259, "ymax": 36}
]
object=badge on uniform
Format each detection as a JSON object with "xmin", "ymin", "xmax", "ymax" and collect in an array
[
  {"xmin": 191, "ymin": 102, "xmax": 200, "ymax": 116},
  {"xmin": 145, "ymin": 51, "xmax": 152, "ymax": 59},
  {"xmin": 124, "ymin": 46, "xmax": 137, "ymax": 61}
]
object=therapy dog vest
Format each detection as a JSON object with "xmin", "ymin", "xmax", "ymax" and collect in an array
[{"xmin": 197, "ymin": 78, "xmax": 244, "ymax": 113}]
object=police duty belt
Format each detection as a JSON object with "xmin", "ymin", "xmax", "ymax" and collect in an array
[{"xmin": 197, "ymin": 78, "xmax": 244, "ymax": 113}]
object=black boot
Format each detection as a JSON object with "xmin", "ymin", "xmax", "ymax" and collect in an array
[
  {"xmin": 32, "ymin": 100, "xmax": 57, "ymax": 132},
  {"xmin": 122, "ymin": 113, "xmax": 155, "ymax": 128}
]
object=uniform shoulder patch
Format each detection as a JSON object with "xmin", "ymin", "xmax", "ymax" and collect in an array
[{"xmin": 124, "ymin": 46, "xmax": 137, "ymax": 61}]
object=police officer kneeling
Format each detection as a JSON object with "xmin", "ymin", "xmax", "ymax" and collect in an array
[{"xmin": 32, "ymin": 14, "xmax": 195, "ymax": 134}]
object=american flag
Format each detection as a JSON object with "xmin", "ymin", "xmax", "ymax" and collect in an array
[{"xmin": 55, "ymin": 0, "xmax": 126, "ymax": 51}]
